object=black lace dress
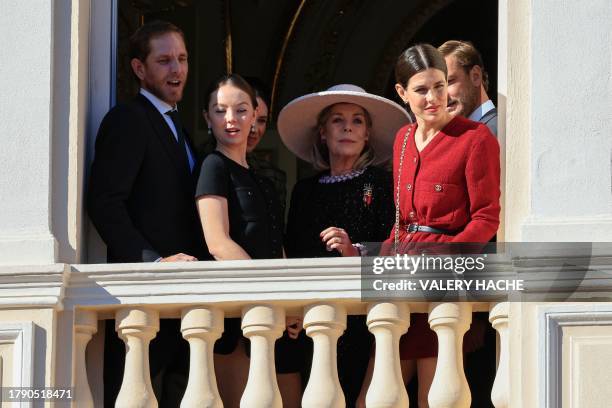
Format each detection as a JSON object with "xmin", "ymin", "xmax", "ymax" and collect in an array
[{"xmin": 285, "ymin": 165, "xmax": 394, "ymax": 406}]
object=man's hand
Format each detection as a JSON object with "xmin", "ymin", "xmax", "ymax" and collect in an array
[{"xmin": 160, "ymin": 253, "xmax": 198, "ymax": 262}]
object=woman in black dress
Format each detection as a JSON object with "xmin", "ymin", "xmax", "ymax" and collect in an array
[
  {"xmin": 196, "ymin": 74, "xmax": 300, "ymax": 407},
  {"xmin": 278, "ymin": 84, "xmax": 411, "ymax": 406},
  {"xmin": 243, "ymin": 77, "xmax": 287, "ymax": 214}
]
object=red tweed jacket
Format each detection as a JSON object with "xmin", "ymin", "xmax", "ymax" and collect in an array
[{"xmin": 386, "ymin": 115, "xmax": 501, "ymax": 245}]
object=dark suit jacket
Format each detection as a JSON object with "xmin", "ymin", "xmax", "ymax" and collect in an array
[{"xmin": 88, "ymin": 94, "xmax": 209, "ymax": 262}]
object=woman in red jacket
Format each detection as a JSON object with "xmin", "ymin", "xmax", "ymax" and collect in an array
[
  {"xmin": 391, "ymin": 44, "xmax": 500, "ymax": 248},
  {"xmin": 357, "ymin": 44, "xmax": 500, "ymax": 407}
]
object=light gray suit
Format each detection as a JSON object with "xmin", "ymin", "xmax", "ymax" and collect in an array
[{"xmin": 480, "ymin": 107, "xmax": 497, "ymax": 136}]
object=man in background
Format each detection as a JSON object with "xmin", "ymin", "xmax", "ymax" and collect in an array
[{"xmin": 439, "ymin": 40, "xmax": 497, "ymax": 136}]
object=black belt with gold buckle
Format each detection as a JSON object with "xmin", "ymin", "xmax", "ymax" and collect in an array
[{"xmin": 406, "ymin": 223, "xmax": 454, "ymax": 235}]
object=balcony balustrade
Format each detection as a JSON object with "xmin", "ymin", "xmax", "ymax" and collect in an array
[{"xmin": 64, "ymin": 257, "xmax": 510, "ymax": 407}]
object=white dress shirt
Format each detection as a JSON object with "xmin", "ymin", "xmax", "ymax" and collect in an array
[
  {"xmin": 468, "ymin": 99, "xmax": 496, "ymax": 123},
  {"xmin": 140, "ymin": 88, "xmax": 195, "ymax": 171}
]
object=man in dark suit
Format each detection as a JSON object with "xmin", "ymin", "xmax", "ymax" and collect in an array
[
  {"xmin": 439, "ymin": 40, "xmax": 498, "ymax": 136},
  {"xmin": 89, "ymin": 21, "xmax": 206, "ymax": 263},
  {"xmin": 88, "ymin": 21, "xmax": 209, "ymax": 406}
]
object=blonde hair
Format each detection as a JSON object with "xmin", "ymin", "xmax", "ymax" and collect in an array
[{"xmin": 310, "ymin": 103, "xmax": 375, "ymax": 171}]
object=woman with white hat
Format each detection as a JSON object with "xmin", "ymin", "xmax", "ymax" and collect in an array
[
  {"xmin": 280, "ymin": 84, "xmax": 411, "ymax": 258},
  {"xmin": 278, "ymin": 84, "xmax": 411, "ymax": 405}
]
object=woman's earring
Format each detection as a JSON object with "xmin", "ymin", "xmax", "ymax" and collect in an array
[
  {"xmin": 250, "ymin": 124, "xmax": 256, "ymax": 133},
  {"xmin": 207, "ymin": 127, "xmax": 212, "ymax": 135}
]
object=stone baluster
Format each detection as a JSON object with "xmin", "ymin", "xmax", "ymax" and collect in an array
[
  {"xmin": 72, "ymin": 310, "xmax": 97, "ymax": 408},
  {"xmin": 365, "ymin": 302, "xmax": 410, "ymax": 407},
  {"xmin": 428, "ymin": 302, "xmax": 471, "ymax": 408},
  {"xmin": 240, "ymin": 304, "xmax": 284, "ymax": 408},
  {"xmin": 489, "ymin": 302, "xmax": 509, "ymax": 408},
  {"xmin": 180, "ymin": 307, "xmax": 224, "ymax": 408},
  {"xmin": 302, "ymin": 303, "xmax": 347, "ymax": 408},
  {"xmin": 115, "ymin": 308, "xmax": 159, "ymax": 408}
]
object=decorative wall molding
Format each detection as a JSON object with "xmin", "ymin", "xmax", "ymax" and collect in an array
[
  {"xmin": 0, "ymin": 264, "xmax": 68, "ymax": 309},
  {"xmin": 0, "ymin": 321, "xmax": 35, "ymax": 391},
  {"xmin": 538, "ymin": 304, "xmax": 612, "ymax": 408}
]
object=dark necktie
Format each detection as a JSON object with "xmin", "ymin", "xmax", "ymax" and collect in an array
[{"xmin": 165, "ymin": 109, "xmax": 192, "ymax": 173}]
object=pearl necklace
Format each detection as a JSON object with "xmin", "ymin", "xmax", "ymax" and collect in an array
[{"xmin": 318, "ymin": 168, "xmax": 366, "ymax": 184}]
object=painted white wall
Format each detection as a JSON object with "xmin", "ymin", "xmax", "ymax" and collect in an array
[
  {"xmin": 522, "ymin": 0, "xmax": 612, "ymax": 240},
  {"xmin": 0, "ymin": 309, "xmax": 59, "ymax": 391},
  {"xmin": 0, "ymin": 0, "xmax": 57, "ymax": 263},
  {"xmin": 51, "ymin": 0, "xmax": 91, "ymax": 264}
]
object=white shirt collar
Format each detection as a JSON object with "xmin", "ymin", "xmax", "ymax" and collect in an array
[
  {"xmin": 139, "ymin": 88, "xmax": 176, "ymax": 115},
  {"xmin": 468, "ymin": 100, "xmax": 496, "ymax": 122}
]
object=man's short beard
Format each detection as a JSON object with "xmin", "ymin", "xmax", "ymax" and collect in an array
[
  {"xmin": 457, "ymin": 86, "xmax": 480, "ymax": 117},
  {"xmin": 143, "ymin": 79, "xmax": 183, "ymax": 105}
]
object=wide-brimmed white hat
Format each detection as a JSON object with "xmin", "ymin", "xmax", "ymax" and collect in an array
[{"xmin": 277, "ymin": 84, "xmax": 411, "ymax": 165}]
